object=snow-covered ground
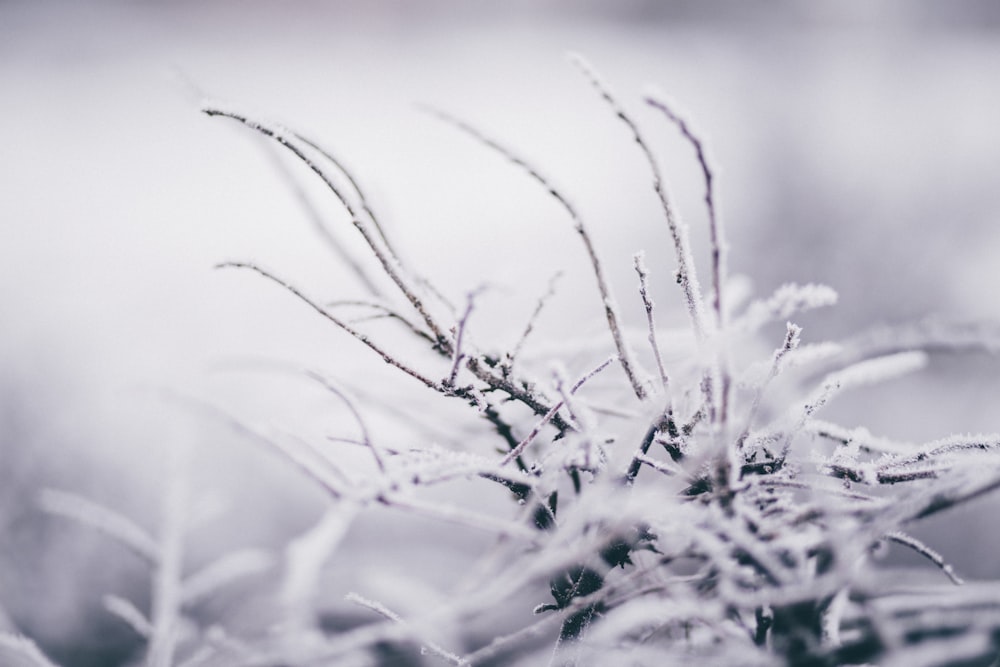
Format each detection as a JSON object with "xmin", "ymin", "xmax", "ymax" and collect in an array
[{"xmin": 2, "ymin": 2, "xmax": 1000, "ymax": 661}]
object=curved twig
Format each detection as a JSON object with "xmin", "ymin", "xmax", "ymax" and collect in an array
[
  {"xmin": 203, "ymin": 106, "xmax": 451, "ymax": 352},
  {"xmin": 422, "ymin": 105, "xmax": 648, "ymax": 401}
]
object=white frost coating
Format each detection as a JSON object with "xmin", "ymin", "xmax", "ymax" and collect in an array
[
  {"xmin": 819, "ymin": 350, "xmax": 928, "ymax": 396},
  {"xmin": 801, "ymin": 351, "xmax": 928, "ymax": 421},
  {"xmin": 633, "ymin": 249, "xmax": 649, "ymax": 276},
  {"xmin": 778, "ymin": 352, "xmax": 928, "ymax": 457},
  {"xmin": 568, "ymin": 52, "xmax": 709, "ymax": 345},
  {"xmin": 877, "ymin": 432, "xmax": 1000, "ymax": 472},
  {"xmin": 805, "ymin": 420, "xmax": 915, "ymax": 455},
  {"xmin": 783, "ymin": 341, "xmax": 844, "ymax": 369},
  {"xmin": 383, "ymin": 443, "xmax": 534, "ymax": 489},
  {"xmin": 738, "ymin": 339, "xmax": 838, "ymax": 390},
  {"xmin": 736, "ymin": 283, "xmax": 839, "ymax": 333}
]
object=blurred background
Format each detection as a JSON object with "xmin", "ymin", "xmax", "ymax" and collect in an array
[{"xmin": 2, "ymin": 1, "xmax": 1000, "ymax": 664}]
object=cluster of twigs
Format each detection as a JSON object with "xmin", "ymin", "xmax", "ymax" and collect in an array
[{"xmin": 11, "ymin": 55, "xmax": 1000, "ymax": 667}]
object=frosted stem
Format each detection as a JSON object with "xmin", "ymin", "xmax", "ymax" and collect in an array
[{"xmin": 423, "ymin": 105, "xmax": 648, "ymax": 401}]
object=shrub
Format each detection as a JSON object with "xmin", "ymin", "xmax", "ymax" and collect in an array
[{"xmin": 14, "ymin": 54, "xmax": 1000, "ymax": 667}]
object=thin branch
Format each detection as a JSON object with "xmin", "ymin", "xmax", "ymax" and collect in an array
[
  {"xmin": 644, "ymin": 91, "xmax": 733, "ymax": 427},
  {"xmin": 635, "ymin": 452, "xmax": 682, "ymax": 477},
  {"xmin": 386, "ymin": 495, "xmax": 537, "ymax": 541},
  {"xmin": 911, "ymin": 473, "xmax": 1000, "ymax": 522},
  {"xmin": 203, "ymin": 106, "xmax": 451, "ymax": 351},
  {"xmin": 624, "ymin": 403, "xmax": 677, "ymax": 485},
  {"xmin": 160, "ymin": 391, "xmax": 348, "ymax": 498},
  {"xmin": 39, "ymin": 489, "xmax": 159, "ymax": 565},
  {"xmin": 260, "ymin": 141, "xmax": 383, "ymax": 297},
  {"xmin": 736, "ymin": 323, "xmax": 801, "ymax": 456},
  {"xmin": 806, "ymin": 420, "xmax": 913, "ymax": 456},
  {"xmin": 304, "ymin": 370, "xmax": 387, "ymax": 473},
  {"xmin": 292, "ymin": 133, "xmax": 401, "ymax": 262},
  {"xmin": 552, "ymin": 366, "xmax": 588, "ymax": 433},
  {"xmin": 552, "ymin": 366, "xmax": 601, "ymax": 470},
  {"xmin": 446, "ymin": 287, "xmax": 486, "ymax": 388},
  {"xmin": 500, "ymin": 355, "xmax": 617, "ymax": 466},
  {"xmin": 507, "ymin": 270, "xmax": 563, "ymax": 373},
  {"xmin": 423, "ymin": 105, "xmax": 647, "ymax": 401},
  {"xmin": 218, "ymin": 262, "xmax": 566, "ymax": 433},
  {"xmin": 327, "ymin": 300, "xmax": 436, "ymax": 345},
  {"xmin": 465, "ymin": 356, "xmax": 570, "ymax": 434},
  {"xmin": 777, "ymin": 351, "xmax": 928, "ymax": 461},
  {"xmin": 217, "ymin": 262, "xmax": 443, "ymax": 390},
  {"xmin": 750, "ymin": 477, "xmax": 883, "ymax": 504},
  {"xmin": 462, "ymin": 612, "xmax": 562, "ymax": 666},
  {"xmin": 345, "ymin": 593, "xmax": 467, "ymax": 666},
  {"xmin": 885, "ymin": 532, "xmax": 964, "ymax": 585},
  {"xmin": 877, "ymin": 434, "xmax": 1000, "ymax": 473},
  {"xmin": 643, "ymin": 90, "xmax": 726, "ymax": 333},
  {"xmin": 567, "ymin": 54, "xmax": 708, "ymax": 347},
  {"xmin": 634, "ymin": 251, "xmax": 669, "ymax": 392}
]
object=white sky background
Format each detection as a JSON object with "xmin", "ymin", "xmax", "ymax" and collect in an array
[{"xmin": 3, "ymin": 0, "xmax": 1000, "ymax": 645}]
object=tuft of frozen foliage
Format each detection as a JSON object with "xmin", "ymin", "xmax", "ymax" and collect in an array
[{"xmin": 32, "ymin": 57, "xmax": 1000, "ymax": 666}]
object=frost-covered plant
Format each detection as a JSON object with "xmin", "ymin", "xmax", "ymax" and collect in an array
[{"xmin": 23, "ymin": 56, "xmax": 1000, "ymax": 666}]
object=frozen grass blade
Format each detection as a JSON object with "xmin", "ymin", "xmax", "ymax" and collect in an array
[
  {"xmin": 346, "ymin": 592, "xmax": 467, "ymax": 666},
  {"xmin": 326, "ymin": 300, "xmax": 436, "ymax": 345},
  {"xmin": 568, "ymin": 53, "xmax": 708, "ymax": 346},
  {"xmin": 303, "ymin": 370, "xmax": 387, "ymax": 473},
  {"xmin": 445, "ymin": 286, "xmax": 486, "ymax": 389},
  {"xmin": 291, "ymin": 133, "xmax": 401, "ymax": 263},
  {"xmin": 644, "ymin": 88, "xmax": 727, "ymax": 333},
  {"xmin": 776, "ymin": 350, "xmax": 929, "ymax": 459},
  {"xmin": 735, "ymin": 283, "xmax": 839, "ymax": 334},
  {"xmin": 422, "ymin": 105, "xmax": 648, "ymax": 401},
  {"xmin": 634, "ymin": 252, "xmax": 670, "ymax": 393},
  {"xmin": 217, "ymin": 261, "xmax": 443, "ymax": 391},
  {"xmin": 506, "ymin": 270, "xmax": 563, "ymax": 374},
  {"xmin": 885, "ymin": 532, "xmax": 964, "ymax": 585},
  {"xmin": 736, "ymin": 322, "xmax": 801, "ymax": 455}
]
